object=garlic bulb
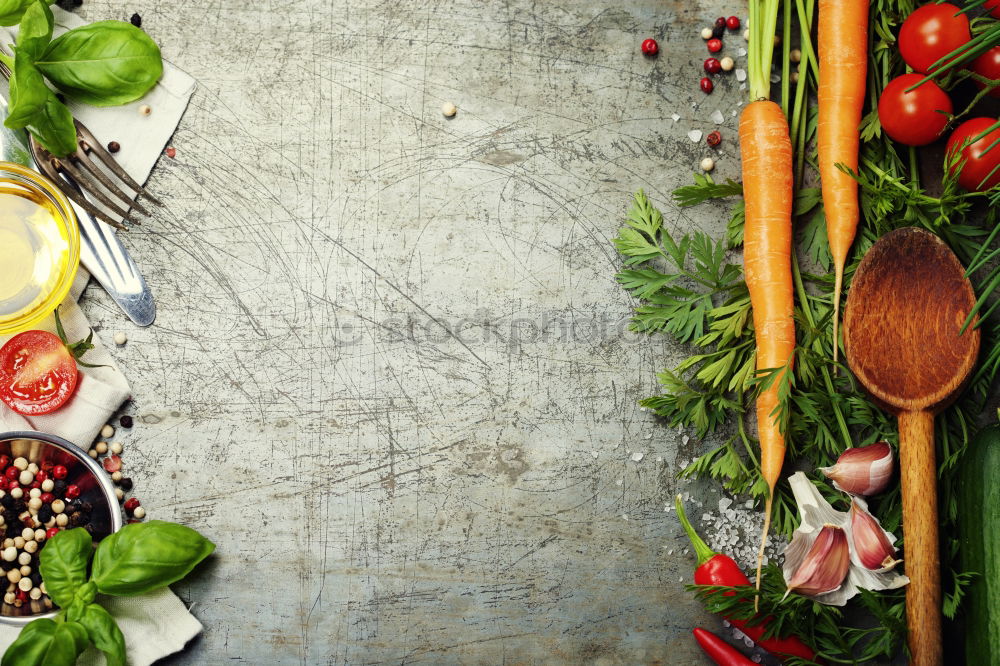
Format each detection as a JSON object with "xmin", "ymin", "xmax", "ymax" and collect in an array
[
  {"xmin": 819, "ymin": 441, "xmax": 894, "ymax": 496},
  {"xmin": 850, "ymin": 499, "xmax": 902, "ymax": 572}
]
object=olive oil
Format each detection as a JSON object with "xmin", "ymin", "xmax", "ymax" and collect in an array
[{"xmin": 0, "ymin": 181, "xmax": 72, "ymax": 322}]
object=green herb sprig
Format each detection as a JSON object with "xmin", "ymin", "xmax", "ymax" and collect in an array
[
  {"xmin": 0, "ymin": 0, "xmax": 163, "ymax": 156},
  {"xmin": 1, "ymin": 522, "xmax": 214, "ymax": 666}
]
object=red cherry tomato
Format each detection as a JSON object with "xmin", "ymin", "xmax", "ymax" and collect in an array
[
  {"xmin": 877, "ymin": 73, "xmax": 953, "ymax": 146},
  {"xmin": 985, "ymin": 0, "xmax": 1000, "ymax": 18},
  {"xmin": 0, "ymin": 331, "xmax": 78, "ymax": 415},
  {"xmin": 971, "ymin": 46, "xmax": 1000, "ymax": 99},
  {"xmin": 946, "ymin": 117, "xmax": 1000, "ymax": 191},
  {"xmin": 898, "ymin": 3, "xmax": 971, "ymax": 74}
]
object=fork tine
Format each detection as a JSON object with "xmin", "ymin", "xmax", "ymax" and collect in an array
[
  {"xmin": 75, "ymin": 121, "xmax": 163, "ymax": 206},
  {"xmin": 72, "ymin": 147, "xmax": 150, "ymax": 216},
  {"xmin": 30, "ymin": 136, "xmax": 141, "ymax": 227},
  {"xmin": 31, "ymin": 151, "xmax": 127, "ymax": 231},
  {"xmin": 56, "ymin": 157, "xmax": 141, "ymax": 226}
]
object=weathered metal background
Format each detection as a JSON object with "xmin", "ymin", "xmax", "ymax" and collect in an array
[{"xmin": 76, "ymin": 1, "xmax": 753, "ymax": 663}]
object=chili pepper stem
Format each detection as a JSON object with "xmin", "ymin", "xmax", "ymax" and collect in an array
[{"xmin": 674, "ymin": 494, "xmax": 717, "ymax": 566}]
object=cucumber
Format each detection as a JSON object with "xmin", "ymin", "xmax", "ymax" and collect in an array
[{"xmin": 958, "ymin": 424, "xmax": 1000, "ymax": 665}]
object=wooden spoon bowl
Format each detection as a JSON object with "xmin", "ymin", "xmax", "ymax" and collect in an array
[{"xmin": 843, "ymin": 227, "xmax": 979, "ymax": 666}]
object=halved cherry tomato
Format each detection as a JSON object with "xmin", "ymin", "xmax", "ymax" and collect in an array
[
  {"xmin": 0, "ymin": 330, "xmax": 78, "ymax": 415},
  {"xmin": 946, "ymin": 117, "xmax": 1000, "ymax": 191},
  {"xmin": 898, "ymin": 3, "xmax": 971, "ymax": 74},
  {"xmin": 878, "ymin": 73, "xmax": 953, "ymax": 146},
  {"xmin": 971, "ymin": 45, "xmax": 1000, "ymax": 99}
]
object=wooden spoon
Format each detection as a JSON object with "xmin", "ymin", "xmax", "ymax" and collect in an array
[{"xmin": 843, "ymin": 227, "xmax": 979, "ymax": 666}]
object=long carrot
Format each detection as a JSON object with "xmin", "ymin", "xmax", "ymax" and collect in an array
[
  {"xmin": 818, "ymin": 0, "xmax": 869, "ymax": 363},
  {"xmin": 742, "ymin": 0, "xmax": 795, "ymax": 609}
]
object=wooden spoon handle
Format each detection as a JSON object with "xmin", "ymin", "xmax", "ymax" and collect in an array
[{"xmin": 898, "ymin": 410, "xmax": 942, "ymax": 666}]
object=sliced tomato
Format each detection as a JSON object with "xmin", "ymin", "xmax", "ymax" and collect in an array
[
  {"xmin": 0, "ymin": 330, "xmax": 79, "ymax": 415},
  {"xmin": 986, "ymin": 0, "xmax": 1000, "ymax": 19}
]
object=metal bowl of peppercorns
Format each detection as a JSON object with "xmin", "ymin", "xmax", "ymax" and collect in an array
[{"xmin": 0, "ymin": 431, "xmax": 123, "ymax": 625}]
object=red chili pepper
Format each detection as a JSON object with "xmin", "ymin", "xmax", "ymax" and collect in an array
[
  {"xmin": 676, "ymin": 495, "xmax": 816, "ymax": 662},
  {"xmin": 692, "ymin": 628, "xmax": 756, "ymax": 666}
]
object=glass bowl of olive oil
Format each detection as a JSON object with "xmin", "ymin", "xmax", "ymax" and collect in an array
[{"xmin": 0, "ymin": 162, "xmax": 79, "ymax": 335}]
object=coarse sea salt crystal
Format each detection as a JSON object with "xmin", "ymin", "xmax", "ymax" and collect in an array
[
  {"xmin": 738, "ymin": 47, "xmax": 747, "ymax": 57},
  {"xmin": 719, "ymin": 498, "xmax": 732, "ymax": 511},
  {"xmin": 710, "ymin": 109, "xmax": 725, "ymax": 124},
  {"xmin": 770, "ymin": 72, "xmax": 781, "ymax": 83},
  {"xmin": 591, "ymin": 451, "xmax": 599, "ymax": 458},
  {"xmin": 731, "ymin": 110, "xmax": 737, "ymax": 117},
  {"xmin": 631, "ymin": 451, "xmax": 644, "ymax": 462},
  {"xmin": 671, "ymin": 113, "xmax": 680, "ymax": 122},
  {"xmin": 687, "ymin": 129, "xmax": 703, "ymax": 143},
  {"xmin": 735, "ymin": 69, "xmax": 747, "ymax": 82}
]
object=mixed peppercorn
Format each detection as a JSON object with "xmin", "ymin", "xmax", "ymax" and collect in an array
[{"xmin": 0, "ymin": 419, "xmax": 144, "ymax": 615}]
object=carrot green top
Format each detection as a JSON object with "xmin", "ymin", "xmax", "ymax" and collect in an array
[{"xmin": 747, "ymin": 0, "xmax": 782, "ymax": 101}]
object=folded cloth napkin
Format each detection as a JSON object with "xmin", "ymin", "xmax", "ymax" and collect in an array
[{"xmin": 0, "ymin": 9, "xmax": 202, "ymax": 665}]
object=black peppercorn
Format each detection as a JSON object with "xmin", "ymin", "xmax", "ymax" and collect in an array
[
  {"xmin": 108, "ymin": 141, "xmax": 121, "ymax": 153},
  {"xmin": 37, "ymin": 506, "xmax": 52, "ymax": 523},
  {"xmin": 119, "ymin": 477, "xmax": 133, "ymax": 491},
  {"xmin": 53, "ymin": 480, "xmax": 66, "ymax": 495},
  {"xmin": 119, "ymin": 415, "xmax": 133, "ymax": 428},
  {"xmin": 0, "ymin": 495, "xmax": 14, "ymax": 510},
  {"xmin": 130, "ymin": 13, "xmax": 141, "ymax": 27},
  {"xmin": 29, "ymin": 572, "xmax": 41, "ymax": 587}
]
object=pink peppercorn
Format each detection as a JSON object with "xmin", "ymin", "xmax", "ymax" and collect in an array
[
  {"xmin": 4, "ymin": 467, "xmax": 18, "ymax": 481},
  {"xmin": 704, "ymin": 58, "xmax": 722, "ymax": 74},
  {"xmin": 707, "ymin": 130, "xmax": 722, "ymax": 147},
  {"xmin": 727, "ymin": 16, "xmax": 741, "ymax": 30},
  {"xmin": 700, "ymin": 77, "xmax": 714, "ymax": 93},
  {"xmin": 102, "ymin": 455, "xmax": 121, "ymax": 473},
  {"xmin": 64, "ymin": 485, "xmax": 80, "ymax": 499},
  {"xmin": 707, "ymin": 38, "xmax": 722, "ymax": 53},
  {"xmin": 40, "ymin": 493, "xmax": 54, "ymax": 504},
  {"xmin": 45, "ymin": 528, "xmax": 59, "ymax": 540},
  {"xmin": 165, "ymin": 146, "xmax": 176, "ymax": 158},
  {"xmin": 51, "ymin": 465, "xmax": 68, "ymax": 480},
  {"xmin": 123, "ymin": 497, "xmax": 140, "ymax": 513}
]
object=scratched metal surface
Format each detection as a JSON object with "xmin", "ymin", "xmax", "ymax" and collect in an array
[{"xmin": 73, "ymin": 1, "xmax": 750, "ymax": 663}]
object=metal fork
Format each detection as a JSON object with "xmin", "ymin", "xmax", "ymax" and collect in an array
[{"xmin": 0, "ymin": 59, "xmax": 161, "ymax": 230}]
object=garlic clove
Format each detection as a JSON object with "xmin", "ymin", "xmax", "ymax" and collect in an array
[
  {"xmin": 819, "ymin": 441, "xmax": 894, "ymax": 496},
  {"xmin": 783, "ymin": 524, "xmax": 851, "ymax": 599},
  {"xmin": 850, "ymin": 499, "xmax": 902, "ymax": 572}
]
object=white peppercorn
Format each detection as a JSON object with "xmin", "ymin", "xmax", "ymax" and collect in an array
[
  {"xmin": 28, "ymin": 488, "xmax": 40, "ymax": 499},
  {"xmin": 2, "ymin": 547, "xmax": 15, "ymax": 562},
  {"xmin": 7, "ymin": 570, "xmax": 20, "ymax": 584},
  {"xmin": 114, "ymin": 332, "xmax": 128, "ymax": 345},
  {"xmin": 95, "ymin": 441, "xmax": 108, "ymax": 455},
  {"xmin": 20, "ymin": 528, "xmax": 32, "ymax": 541},
  {"xmin": 133, "ymin": 506, "xmax": 146, "ymax": 519},
  {"xmin": 55, "ymin": 514, "xmax": 68, "ymax": 527},
  {"xmin": 12, "ymin": 458, "xmax": 27, "ymax": 471},
  {"xmin": 51, "ymin": 499, "xmax": 65, "ymax": 514},
  {"xmin": 111, "ymin": 442, "xmax": 123, "ymax": 455},
  {"xmin": 41, "ymin": 479, "xmax": 53, "ymax": 492},
  {"xmin": 17, "ymin": 552, "xmax": 30, "ymax": 566},
  {"xmin": 23, "ymin": 541, "xmax": 37, "ymax": 554}
]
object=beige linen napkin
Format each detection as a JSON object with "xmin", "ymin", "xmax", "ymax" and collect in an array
[{"xmin": 0, "ymin": 9, "xmax": 204, "ymax": 665}]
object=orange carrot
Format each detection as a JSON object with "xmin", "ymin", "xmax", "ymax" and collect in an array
[
  {"xmin": 740, "ymin": 99, "xmax": 795, "ymax": 606},
  {"xmin": 818, "ymin": 0, "xmax": 869, "ymax": 362}
]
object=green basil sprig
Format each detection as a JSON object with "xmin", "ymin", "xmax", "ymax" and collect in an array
[
  {"xmin": 36, "ymin": 21, "xmax": 162, "ymax": 107},
  {"xmin": 0, "ymin": 0, "xmax": 50, "ymax": 27},
  {"xmin": 1, "ymin": 0, "xmax": 164, "ymax": 156},
  {"xmin": 91, "ymin": 521, "xmax": 216, "ymax": 596},
  {"xmin": 1, "ymin": 522, "xmax": 214, "ymax": 666}
]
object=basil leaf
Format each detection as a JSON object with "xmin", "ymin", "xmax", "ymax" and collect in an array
[
  {"xmin": 0, "ymin": 618, "xmax": 89, "ymax": 666},
  {"xmin": 5, "ymin": 51, "xmax": 48, "ymax": 128},
  {"xmin": 38, "ymin": 528, "xmax": 92, "ymax": 608},
  {"xmin": 36, "ymin": 21, "xmax": 162, "ymax": 107},
  {"xmin": 4, "ymin": 48, "xmax": 77, "ymax": 156},
  {"xmin": 15, "ymin": 0, "xmax": 51, "ymax": 61},
  {"xmin": 91, "ymin": 520, "xmax": 215, "ymax": 596},
  {"xmin": 0, "ymin": 0, "xmax": 50, "ymax": 27},
  {"xmin": 78, "ymin": 604, "xmax": 125, "ymax": 666}
]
